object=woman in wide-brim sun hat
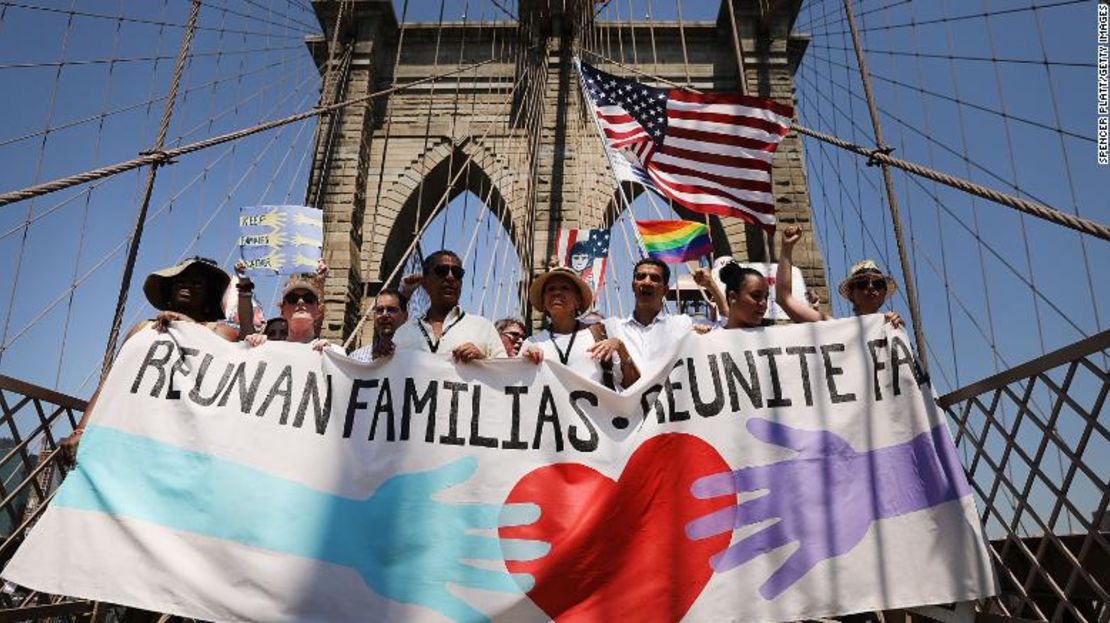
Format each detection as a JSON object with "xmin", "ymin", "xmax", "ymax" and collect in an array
[
  {"xmin": 521, "ymin": 267, "xmax": 639, "ymax": 390},
  {"xmin": 774, "ymin": 225, "xmax": 904, "ymax": 328}
]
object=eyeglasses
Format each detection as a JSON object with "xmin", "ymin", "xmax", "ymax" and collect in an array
[
  {"xmin": 432, "ymin": 264, "xmax": 465, "ymax": 280},
  {"xmin": 634, "ymin": 271, "xmax": 664, "ymax": 283},
  {"xmin": 283, "ymin": 291, "xmax": 319, "ymax": 305},
  {"xmin": 500, "ymin": 330, "xmax": 525, "ymax": 342},
  {"xmin": 850, "ymin": 277, "xmax": 888, "ymax": 292},
  {"xmin": 373, "ymin": 305, "xmax": 402, "ymax": 316}
]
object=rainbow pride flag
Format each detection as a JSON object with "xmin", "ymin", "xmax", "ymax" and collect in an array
[{"xmin": 636, "ymin": 219, "xmax": 712, "ymax": 263}]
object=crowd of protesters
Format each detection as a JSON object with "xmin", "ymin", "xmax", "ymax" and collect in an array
[{"xmin": 59, "ymin": 229, "xmax": 907, "ymax": 464}]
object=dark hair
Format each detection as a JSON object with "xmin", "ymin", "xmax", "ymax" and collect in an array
[
  {"xmin": 719, "ymin": 263, "xmax": 765, "ymax": 295},
  {"xmin": 422, "ymin": 249, "xmax": 461, "ymax": 273},
  {"xmin": 376, "ymin": 287, "xmax": 409, "ymax": 311},
  {"xmin": 633, "ymin": 257, "xmax": 670, "ymax": 284},
  {"xmin": 569, "ymin": 240, "xmax": 591, "ymax": 256},
  {"xmin": 263, "ymin": 316, "xmax": 289, "ymax": 341}
]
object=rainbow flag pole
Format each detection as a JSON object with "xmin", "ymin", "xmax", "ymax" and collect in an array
[{"xmin": 635, "ymin": 220, "xmax": 713, "ymax": 264}]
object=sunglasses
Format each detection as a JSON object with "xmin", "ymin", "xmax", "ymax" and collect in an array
[
  {"xmin": 373, "ymin": 305, "xmax": 402, "ymax": 316},
  {"xmin": 850, "ymin": 277, "xmax": 888, "ymax": 292},
  {"xmin": 501, "ymin": 330, "xmax": 525, "ymax": 341},
  {"xmin": 283, "ymin": 291, "xmax": 319, "ymax": 305},
  {"xmin": 432, "ymin": 264, "xmax": 465, "ymax": 280},
  {"xmin": 634, "ymin": 271, "xmax": 664, "ymax": 283}
]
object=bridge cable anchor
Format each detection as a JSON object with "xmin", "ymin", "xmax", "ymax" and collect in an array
[
  {"xmin": 866, "ymin": 145, "xmax": 894, "ymax": 167},
  {"xmin": 139, "ymin": 149, "xmax": 177, "ymax": 166}
]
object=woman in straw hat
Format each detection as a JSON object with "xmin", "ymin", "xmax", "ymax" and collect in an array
[
  {"xmin": 521, "ymin": 267, "xmax": 639, "ymax": 390},
  {"xmin": 775, "ymin": 226, "xmax": 903, "ymax": 328},
  {"xmin": 60, "ymin": 256, "xmax": 236, "ymax": 466}
]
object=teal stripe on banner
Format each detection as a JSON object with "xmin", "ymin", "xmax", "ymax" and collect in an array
[{"xmin": 57, "ymin": 426, "xmax": 546, "ymax": 622}]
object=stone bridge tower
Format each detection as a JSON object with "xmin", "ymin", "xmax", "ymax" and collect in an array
[{"xmin": 305, "ymin": 0, "xmax": 825, "ymax": 344}]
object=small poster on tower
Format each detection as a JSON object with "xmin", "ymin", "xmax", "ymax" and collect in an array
[{"xmin": 553, "ymin": 228, "xmax": 611, "ymax": 301}]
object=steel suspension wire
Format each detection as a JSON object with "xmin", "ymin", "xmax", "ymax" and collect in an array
[
  {"xmin": 794, "ymin": 71, "xmax": 1091, "ymax": 342},
  {"xmin": 343, "ymin": 58, "xmax": 532, "ymax": 348},
  {"xmin": 899, "ymin": 3, "xmax": 960, "ymax": 385},
  {"xmin": 810, "ymin": 52, "xmax": 1092, "ymax": 143},
  {"xmin": 306, "ymin": 0, "xmax": 353, "ymax": 211},
  {"xmin": 54, "ymin": 0, "xmax": 130, "ymax": 389},
  {"xmin": 1027, "ymin": 0, "xmax": 1102, "ymax": 333},
  {"xmin": 801, "ymin": 48, "xmax": 1086, "ymax": 233},
  {"xmin": 0, "ymin": 45, "xmax": 304, "ymax": 71},
  {"xmin": 0, "ymin": 1, "xmax": 310, "ymax": 40},
  {"xmin": 978, "ymin": 1, "xmax": 1047, "ymax": 359},
  {"xmin": 0, "ymin": 56, "xmax": 506, "ymax": 209},
  {"xmin": 840, "ymin": 0, "xmax": 929, "ymax": 374},
  {"xmin": 792, "ymin": 125, "xmax": 1110, "ymax": 242},
  {"xmin": 0, "ymin": 58, "xmax": 298, "ymax": 150},
  {"xmin": 99, "ymin": 0, "xmax": 203, "ymax": 378},
  {"xmin": 410, "ymin": 0, "xmax": 450, "ymax": 258},
  {"xmin": 0, "ymin": 48, "xmax": 321, "ymax": 363},
  {"xmin": 813, "ymin": 0, "xmax": 1089, "ymax": 37},
  {"xmin": 0, "ymin": 0, "xmax": 78, "ymax": 369}
]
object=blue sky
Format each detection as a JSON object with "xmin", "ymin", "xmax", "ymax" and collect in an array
[{"xmin": 0, "ymin": 0, "xmax": 1104, "ymax": 403}]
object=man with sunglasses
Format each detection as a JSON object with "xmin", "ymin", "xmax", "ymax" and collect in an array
[
  {"xmin": 393, "ymin": 250, "xmax": 507, "ymax": 362},
  {"xmin": 602, "ymin": 258, "xmax": 699, "ymax": 376},
  {"xmin": 775, "ymin": 225, "xmax": 903, "ymax": 327},
  {"xmin": 349, "ymin": 288, "xmax": 409, "ymax": 363}
]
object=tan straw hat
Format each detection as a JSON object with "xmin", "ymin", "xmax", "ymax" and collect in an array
[
  {"xmin": 529, "ymin": 267, "xmax": 593, "ymax": 314},
  {"xmin": 143, "ymin": 257, "xmax": 230, "ymax": 322},
  {"xmin": 837, "ymin": 259, "xmax": 898, "ymax": 300}
]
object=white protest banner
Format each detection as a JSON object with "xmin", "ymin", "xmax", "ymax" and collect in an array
[{"xmin": 4, "ymin": 317, "xmax": 996, "ymax": 622}]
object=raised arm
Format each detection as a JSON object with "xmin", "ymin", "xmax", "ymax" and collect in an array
[
  {"xmin": 693, "ymin": 268, "xmax": 728, "ymax": 319},
  {"xmin": 776, "ymin": 226, "xmax": 826, "ymax": 323}
]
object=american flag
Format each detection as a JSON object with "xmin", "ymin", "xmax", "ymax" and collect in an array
[{"xmin": 577, "ymin": 60, "xmax": 794, "ymax": 230}]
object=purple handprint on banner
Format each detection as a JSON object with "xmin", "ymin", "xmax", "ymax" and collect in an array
[{"xmin": 685, "ymin": 418, "xmax": 971, "ymax": 600}]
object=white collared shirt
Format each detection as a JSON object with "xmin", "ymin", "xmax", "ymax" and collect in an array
[
  {"xmin": 521, "ymin": 326, "xmax": 621, "ymax": 388},
  {"xmin": 394, "ymin": 306, "xmax": 508, "ymax": 359},
  {"xmin": 604, "ymin": 311, "xmax": 693, "ymax": 374}
]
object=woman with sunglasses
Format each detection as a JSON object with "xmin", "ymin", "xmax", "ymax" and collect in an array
[
  {"xmin": 775, "ymin": 225, "xmax": 903, "ymax": 328},
  {"xmin": 245, "ymin": 261, "xmax": 332, "ymax": 350}
]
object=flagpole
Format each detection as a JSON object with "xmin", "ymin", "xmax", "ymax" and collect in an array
[{"xmin": 574, "ymin": 57, "xmax": 654, "ymax": 306}]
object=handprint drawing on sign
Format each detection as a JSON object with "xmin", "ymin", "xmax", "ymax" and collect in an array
[
  {"xmin": 58, "ymin": 427, "xmax": 548, "ymax": 623},
  {"xmin": 685, "ymin": 418, "xmax": 971, "ymax": 600}
]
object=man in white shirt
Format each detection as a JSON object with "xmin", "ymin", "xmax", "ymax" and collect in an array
[
  {"xmin": 349, "ymin": 287, "xmax": 409, "ymax": 363},
  {"xmin": 393, "ymin": 250, "xmax": 507, "ymax": 361},
  {"xmin": 604, "ymin": 258, "xmax": 695, "ymax": 375}
]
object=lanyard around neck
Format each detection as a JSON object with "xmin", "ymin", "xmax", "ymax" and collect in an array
[
  {"xmin": 550, "ymin": 322, "xmax": 581, "ymax": 365},
  {"xmin": 418, "ymin": 310, "xmax": 466, "ymax": 353}
]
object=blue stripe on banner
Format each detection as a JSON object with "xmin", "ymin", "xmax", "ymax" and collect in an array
[{"xmin": 57, "ymin": 426, "xmax": 547, "ymax": 623}]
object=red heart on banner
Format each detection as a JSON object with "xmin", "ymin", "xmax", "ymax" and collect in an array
[{"xmin": 500, "ymin": 433, "xmax": 734, "ymax": 623}]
